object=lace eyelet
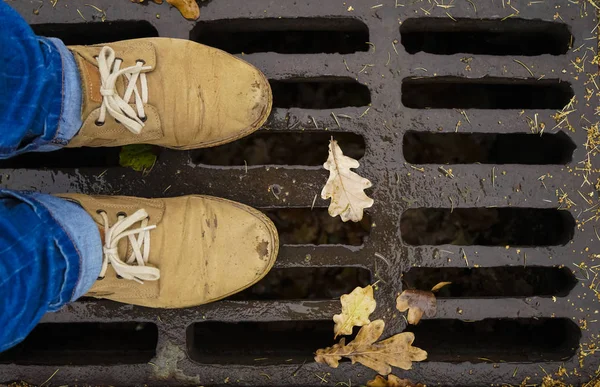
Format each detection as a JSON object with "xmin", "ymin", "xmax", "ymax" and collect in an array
[
  {"xmin": 117, "ymin": 211, "xmax": 128, "ymax": 218},
  {"xmin": 96, "ymin": 209, "xmax": 107, "ymax": 215},
  {"xmin": 116, "ymin": 275, "xmax": 124, "ymax": 280},
  {"xmin": 115, "ymin": 119, "xmax": 121, "ymax": 124},
  {"xmin": 97, "ymin": 276, "xmax": 105, "ymax": 280},
  {"xmin": 95, "ymin": 120, "xmax": 105, "ymax": 127},
  {"xmin": 139, "ymin": 115, "xmax": 148, "ymax": 122},
  {"xmin": 136, "ymin": 59, "xmax": 146, "ymax": 65}
]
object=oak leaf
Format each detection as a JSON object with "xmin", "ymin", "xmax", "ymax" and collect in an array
[
  {"xmin": 166, "ymin": 0, "xmax": 200, "ymax": 20},
  {"xmin": 315, "ymin": 320, "xmax": 427, "ymax": 375},
  {"xmin": 367, "ymin": 374, "xmax": 426, "ymax": 387},
  {"xmin": 333, "ymin": 285, "xmax": 377, "ymax": 338},
  {"xmin": 321, "ymin": 139, "xmax": 374, "ymax": 222},
  {"xmin": 396, "ymin": 290, "xmax": 436, "ymax": 325}
]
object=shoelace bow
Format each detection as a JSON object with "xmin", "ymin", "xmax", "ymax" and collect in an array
[
  {"xmin": 98, "ymin": 209, "xmax": 160, "ymax": 284},
  {"xmin": 96, "ymin": 46, "xmax": 152, "ymax": 134}
]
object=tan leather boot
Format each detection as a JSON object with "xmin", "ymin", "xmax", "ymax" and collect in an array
[
  {"xmin": 66, "ymin": 38, "xmax": 271, "ymax": 149},
  {"xmin": 59, "ymin": 194, "xmax": 278, "ymax": 308}
]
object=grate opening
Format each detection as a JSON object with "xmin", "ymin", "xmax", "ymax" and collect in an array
[
  {"xmin": 187, "ymin": 320, "xmax": 349, "ymax": 365},
  {"xmin": 270, "ymin": 78, "xmax": 371, "ymax": 109},
  {"xmin": 31, "ymin": 21, "xmax": 159, "ymax": 45},
  {"xmin": 230, "ymin": 267, "xmax": 371, "ymax": 300},
  {"xmin": 264, "ymin": 208, "xmax": 371, "ymax": 246},
  {"xmin": 0, "ymin": 147, "xmax": 123, "ymax": 169},
  {"xmin": 403, "ymin": 131, "xmax": 576, "ymax": 165},
  {"xmin": 0, "ymin": 322, "xmax": 158, "ymax": 365},
  {"xmin": 400, "ymin": 18, "xmax": 572, "ymax": 56},
  {"xmin": 190, "ymin": 18, "xmax": 369, "ymax": 54},
  {"xmin": 402, "ymin": 77, "xmax": 573, "ymax": 109},
  {"xmin": 406, "ymin": 318, "xmax": 580, "ymax": 363},
  {"xmin": 193, "ymin": 131, "xmax": 365, "ymax": 166},
  {"xmin": 403, "ymin": 267, "xmax": 577, "ymax": 297},
  {"xmin": 401, "ymin": 208, "xmax": 574, "ymax": 246}
]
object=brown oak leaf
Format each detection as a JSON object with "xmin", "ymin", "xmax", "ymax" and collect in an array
[
  {"xmin": 367, "ymin": 374, "xmax": 426, "ymax": 387},
  {"xmin": 315, "ymin": 320, "xmax": 427, "ymax": 375},
  {"xmin": 333, "ymin": 285, "xmax": 377, "ymax": 338},
  {"xmin": 396, "ymin": 290, "xmax": 436, "ymax": 325}
]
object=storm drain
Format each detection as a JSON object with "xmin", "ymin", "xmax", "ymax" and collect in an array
[{"xmin": 1, "ymin": 1, "xmax": 599, "ymax": 386}]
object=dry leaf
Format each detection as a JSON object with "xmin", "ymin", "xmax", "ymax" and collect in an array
[
  {"xmin": 367, "ymin": 374, "xmax": 426, "ymax": 387},
  {"xmin": 321, "ymin": 138, "xmax": 374, "ymax": 222},
  {"xmin": 166, "ymin": 0, "xmax": 200, "ymax": 19},
  {"xmin": 431, "ymin": 281, "xmax": 451, "ymax": 292},
  {"xmin": 333, "ymin": 285, "xmax": 377, "ymax": 338},
  {"xmin": 396, "ymin": 290, "xmax": 436, "ymax": 325},
  {"xmin": 315, "ymin": 320, "xmax": 427, "ymax": 375}
]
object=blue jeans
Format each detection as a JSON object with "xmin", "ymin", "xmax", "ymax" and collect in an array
[{"xmin": 0, "ymin": 2, "xmax": 102, "ymax": 352}]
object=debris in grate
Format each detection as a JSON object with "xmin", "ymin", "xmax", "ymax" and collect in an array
[
  {"xmin": 31, "ymin": 21, "xmax": 159, "ymax": 45},
  {"xmin": 400, "ymin": 18, "xmax": 572, "ymax": 56},
  {"xmin": 403, "ymin": 267, "xmax": 577, "ymax": 297},
  {"xmin": 402, "ymin": 77, "xmax": 574, "ymax": 109},
  {"xmin": 190, "ymin": 18, "xmax": 370, "ymax": 54},
  {"xmin": 403, "ymin": 131, "xmax": 576, "ymax": 165},
  {"xmin": 264, "ymin": 208, "xmax": 371, "ymax": 246},
  {"xmin": 401, "ymin": 208, "xmax": 574, "ymax": 246},
  {"xmin": 0, "ymin": 323, "xmax": 158, "ymax": 365},
  {"xmin": 231, "ymin": 267, "xmax": 371, "ymax": 300},
  {"xmin": 406, "ymin": 318, "xmax": 580, "ymax": 363},
  {"xmin": 270, "ymin": 77, "xmax": 371, "ymax": 109},
  {"xmin": 193, "ymin": 131, "xmax": 365, "ymax": 166}
]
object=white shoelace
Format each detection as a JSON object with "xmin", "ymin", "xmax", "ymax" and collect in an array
[
  {"xmin": 96, "ymin": 46, "xmax": 152, "ymax": 134},
  {"xmin": 98, "ymin": 209, "xmax": 160, "ymax": 284}
]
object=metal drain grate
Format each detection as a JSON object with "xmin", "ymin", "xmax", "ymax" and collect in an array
[{"xmin": 1, "ymin": 1, "xmax": 599, "ymax": 386}]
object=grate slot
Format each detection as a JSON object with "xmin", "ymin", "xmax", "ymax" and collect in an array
[
  {"xmin": 403, "ymin": 131, "xmax": 575, "ymax": 165},
  {"xmin": 31, "ymin": 21, "xmax": 158, "ymax": 45},
  {"xmin": 190, "ymin": 18, "xmax": 369, "ymax": 54},
  {"xmin": 0, "ymin": 323, "xmax": 158, "ymax": 365},
  {"xmin": 264, "ymin": 208, "xmax": 371, "ymax": 246},
  {"xmin": 186, "ymin": 320, "xmax": 342, "ymax": 365},
  {"xmin": 230, "ymin": 267, "xmax": 371, "ymax": 300},
  {"xmin": 0, "ymin": 147, "xmax": 123, "ymax": 169},
  {"xmin": 401, "ymin": 208, "xmax": 574, "ymax": 246},
  {"xmin": 403, "ymin": 267, "xmax": 577, "ymax": 297},
  {"xmin": 270, "ymin": 78, "xmax": 371, "ymax": 109},
  {"xmin": 400, "ymin": 18, "xmax": 572, "ymax": 56},
  {"xmin": 406, "ymin": 318, "xmax": 580, "ymax": 363},
  {"xmin": 402, "ymin": 77, "xmax": 573, "ymax": 109},
  {"xmin": 193, "ymin": 131, "xmax": 365, "ymax": 166}
]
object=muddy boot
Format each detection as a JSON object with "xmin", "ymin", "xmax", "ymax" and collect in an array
[
  {"xmin": 60, "ymin": 193, "xmax": 278, "ymax": 308},
  {"xmin": 66, "ymin": 38, "xmax": 271, "ymax": 149}
]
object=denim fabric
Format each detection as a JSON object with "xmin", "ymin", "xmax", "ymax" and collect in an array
[
  {"xmin": 0, "ymin": 190, "xmax": 102, "ymax": 353},
  {"xmin": 31, "ymin": 193, "xmax": 102, "ymax": 300},
  {"xmin": 0, "ymin": 3, "xmax": 102, "ymax": 353},
  {"xmin": 0, "ymin": 0, "xmax": 82, "ymax": 158}
]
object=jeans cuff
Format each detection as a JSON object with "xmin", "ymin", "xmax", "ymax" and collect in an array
[
  {"xmin": 31, "ymin": 193, "xmax": 102, "ymax": 301},
  {"xmin": 37, "ymin": 38, "xmax": 83, "ymax": 151}
]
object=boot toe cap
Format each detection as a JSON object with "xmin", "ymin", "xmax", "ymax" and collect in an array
[{"xmin": 173, "ymin": 196, "xmax": 278, "ymax": 306}]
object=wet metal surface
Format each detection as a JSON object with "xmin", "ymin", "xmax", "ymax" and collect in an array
[{"xmin": 1, "ymin": 1, "xmax": 600, "ymax": 386}]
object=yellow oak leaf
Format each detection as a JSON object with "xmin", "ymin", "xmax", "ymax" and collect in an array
[
  {"xmin": 333, "ymin": 285, "xmax": 376, "ymax": 338},
  {"xmin": 321, "ymin": 138, "xmax": 374, "ymax": 222},
  {"xmin": 166, "ymin": 0, "xmax": 199, "ymax": 20},
  {"xmin": 367, "ymin": 374, "xmax": 426, "ymax": 387},
  {"xmin": 315, "ymin": 320, "xmax": 427, "ymax": 375}
]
